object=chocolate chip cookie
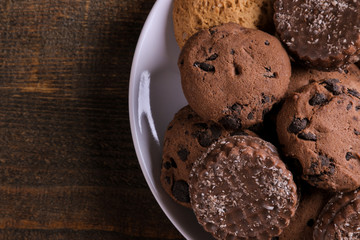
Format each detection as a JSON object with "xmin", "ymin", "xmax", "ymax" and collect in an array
[
  {"xmin": 189, "ymin": 135, "xmax": 298, "ymax": 239},
  {"xmin": 274, "ymin": 0, "xmax": 360, "ymax": 71},
  {"xmin": 277, "ymin": 80, "xmax": 360, "ymax": 192},
  {"xmin": 161, "ymin": 105, "xmax": 256, "ymax": 208},
  {"xmin": 179, "ymin": 23, "xmax": 291, "ymax": 130}
]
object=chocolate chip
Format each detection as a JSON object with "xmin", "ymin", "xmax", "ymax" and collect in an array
[
  {"xmin": 209, "ymin": 124, "xmax": 222, "ymax": 140},
  {"xmin": 288, "ymin": 118, "xmax": 309, "ymax": 134},
  {"xmin": 355, "ymin": 129, "xmax": 360, "ymax": 135},
  {"xmin": 187, "ymin": 114, "xmax": 194, "ymax": 120},
  {"xmin": 346, "ymin": 152, "xmax": 355, "ymax": 161},
  {"xmin": 194, "ymin": 62, "xmax": 215, "ymax": 72},
  {"xmin": 356, "ymin": 106, "xmax": 360, "ymax": 111},
  {"xmin": 209, "ymin": 28, "xmax": 217, "ymax": 35},
  {"xmin": 195, "ymin": 131, "xmax": 212, "ymax": 147},
  {"xmin": 230, "ymin": 103, "xmax": 243, "ymax": 112},
  {"xmin": 348, "ymin": 88, "xmax": 360, "ymax": 99},
  {"xmin": 177, "ymin": 148, "xmax": 189, "ymax": 162},
  {"xmin": 264, "ymin": 66, "xmax": 272, "ymax": 72},
  {"xmin": 264, "ymin": 72, "xmax": 278, "ymax": 78},
  {"xmin": 234, "ymin": 63, "xmax": 242, "ymax": 75},
  {"xmin": 206, "ymin": 53, "xmax": 218, "ymax": 61},
  {"xmin": 265, "ymin": 40, "xmax": 270, "ymax": 45},
  {"xmin": 167, "ymin": 125, "xmax": 173, "ymax": 130},
  {"xmin": 344, "ymin": 69, "xmax": 349, "ymax": 74},
  {"xmin": 164, "ymin": 161, "xmax": 172, "ymax": 170},
  {"xmin": 170, "ymin": 158, "xmax": 177, "ymax": 168},
  {"xmin": 261, "ymin": 93, "xmax": 270, "ymax": 104},
  {"xmin": 247, "ymin": 112, "xmax": 254, "ymax": 120},
  {"xmin": 347, "ymin": 102, "xmax": 353, "ymax": 110},
  {"xmin": 309, "ymin": 93, "xmax": 328, "ymax": 106},
  {"xmin": 230, "ymin": 49, "xmax": 235, "ymax": 55},
  {"xmin": 298, "ymin": 132, "xmax": 317, "ymax": 141},
  {"xmin": 319, "ymin": 154, "xmax": 335, "ymax": 175},
  {"xmin": 271, "ymin": 237, "xmax": 279, "ymax": 240},
  {"xmin": 219, "ymin": 115, "xmax": 242, "ymax": 130},
  {"xmin": 180, "ymin": 59, "xmax": 184, "ymax": 65},
  {"xmin": 172, "ymin": 180, "xmax": 190, "ymax": 203},
  {"xmin": 321, "ymin": 78, "xmax": 343, "ymax": 95},
  {"xmin": 307, "ymin": 219, "xmax": 315, "ymax": 227}
]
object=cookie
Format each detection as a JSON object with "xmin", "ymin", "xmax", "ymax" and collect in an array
[
  {"xmin": 313, "ymin": 188, "xmax": 360, "ymax": 239},
  {"xmin": 161, "ymin": 105, "xmax": 257, "ymax": 208},
  {"xmin": 278, "ymin": 182, "xmax": 332, "ymax": 240},
  {"xmin": 172, "ymin": 0, "xmax": 275, "ymax": 48},
  {"xmin": 287, "ymin": 64, "xmax": 360, "ymax": 95},
  {"xmin": 277, "ymin": 80, "xmax": 360, "ymax": 192},
  {"xmin": 274, "ymin": 0, "xmax": 360, "ymax": 71},
  {"xmin": 189, "ymin": 135, "xmax": 298, "ymax": 239},
  {"xmin": 179, "ymin": 23, "xmax": 291, "ymax": 130}
]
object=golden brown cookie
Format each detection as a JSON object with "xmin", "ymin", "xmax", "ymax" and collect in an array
[
  {"xmin": 161, "ymin": 105, "xmax": 257, "ymax": 208},
  {"xmin": 173, "ymin": 0, "xmax": 275, "ymax": 48}
]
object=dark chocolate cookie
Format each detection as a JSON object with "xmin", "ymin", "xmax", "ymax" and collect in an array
[
  {"xmin": 189, "ymin": 135, "xmax": 298, "ymax": 239},
  {"xmin": 274, "ymin": 0, "xmax": 360, "ymax": 71},
  {"xmin": 313, "ymin": 188, "xmax": 360, "ymax": 239},
  {"xmin": 179, "ymin": 23, "xmax": 291, "ymax": 130},
  {"xmin": 161, "ymin": 105, "xmax": 256, "ymax": 208},
  {"xmin": 277, "ymin": 79, "xmax": 360, "ymax": 192}
]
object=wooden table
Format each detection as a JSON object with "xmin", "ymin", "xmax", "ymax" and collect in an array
[{"xmin": 0, "ymin": 0, "xmax": 183, "ymax": 239}]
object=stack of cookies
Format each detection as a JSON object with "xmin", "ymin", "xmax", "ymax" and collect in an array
[{"xmin": 161, "ymin": 0, "xmax": 360, "ymax": 239}]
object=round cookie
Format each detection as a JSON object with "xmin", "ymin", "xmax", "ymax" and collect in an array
[
  {"xmin": 287, "ymin": 64, "xmax": 360, "ymax": 95},
  {"xmin": 179, "ymin": 23, "xmax": 291, "ymax": 130},
  {"xmin": 313, "ymin": 188, "xmax": 360, "ymax": 239},
  {"xmin": 161, "ymin": 105, "xmax": 257, "ymax": 208},
  {"xmin": 189, "ymin": 135, "xmax": 298, "ymax": 239},
  {"xmin": 278, "ymin": 181, "xmax": 332, "ymax": 240},
  {"xmin": 173, "ymin": 0, "xmax": 275, "ymax": 48},
  {"xmin": 277, "ymin": 79, "xmax": 360, "ymax": 192},
  {"xmin": 274, "ymin": 0, "xmax": 360, "ymax": 71}
]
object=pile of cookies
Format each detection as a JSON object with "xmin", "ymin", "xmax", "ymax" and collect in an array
[{"xmin": 161, "ymin": 0, "xmax": 360, "ymax": 239}]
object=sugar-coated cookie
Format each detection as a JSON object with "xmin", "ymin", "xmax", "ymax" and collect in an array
[
  {"xmin": 277, "ymin": 80, "xmax": 360, "ymax": 192},
  {"xmin": 313, "ymin": 188, "xmax": 360, "ymax": 239},
  {"xmin": 173, "ymin": 0, "xmax": 275, "ymax": 48},
  {"xmin": 161, "ymin": 105, "xmax": 256, "ymax": 208},
  {"xmin": 189, "ymin": 135, "xmax": 298, "ymax": 240},
  {"xmin": 274, "ymin": 0, "xmax": 360, "ymax": 71},
  {"xmin": 179, "ymin": 23, "xmax": 291, "ymax": 131}
]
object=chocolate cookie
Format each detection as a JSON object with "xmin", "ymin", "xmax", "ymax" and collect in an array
[
  {"xmin": 313, "ymin": 188, "xmax": 360, "ymax": 239},
  {"xmin": 179, "ymin": 23, "xmax": 291, "ymax": 130},
  {"xmin": 274, "ymin": 0, "xmax": 360, "ymax": 71},
  {"xmin": 161, "ymin": 105, "xmax": 256, "ymax": 208},
  {"xmin": 189, "ymin": 136, "xmax": 298, "ymax": 239},
  {"xmin": 278, "ymin": 182, "xmax": 332, "ymax": 240},
  {"xmin": 173, "ymin": 0, "xmax": 275, "ymax": 48},
  {"xmin": 277, "ymin": 80, "xmax": 360, "ymax": 192},
  {"xmin": 287, "ymin": 64, "xmax": 360, "ymax": 95}
]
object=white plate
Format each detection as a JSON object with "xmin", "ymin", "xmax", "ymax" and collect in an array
[{"xmin": 129, "ymin": 0, "xmax": 213, "ymax": 239}]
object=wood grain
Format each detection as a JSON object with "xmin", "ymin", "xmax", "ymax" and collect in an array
[{"xmin": 0, "ymin": 0, "xmax": 183, "ymax": 239}]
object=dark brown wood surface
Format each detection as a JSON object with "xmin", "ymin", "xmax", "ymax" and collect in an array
[{"xmin": 0, "ymin": 0, "xmax": 183, "ymax": 239}]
